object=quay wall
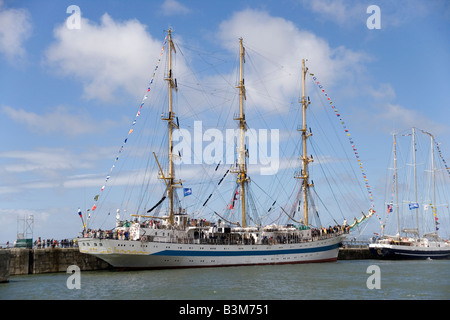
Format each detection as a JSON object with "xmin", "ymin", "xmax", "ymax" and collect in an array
[
  {"xmin": 338, "ymin": 247, "xmax": 372, "ymax": 260},
  {"xmin": 9, "ymin": 248, "xmax": 32, "ymax": 275},
  {"xmin": 32, "ymin": 247, "xmax": 111, "ymax": 274},
  {"xmin": 0, "ymin": 250, "xmax": 10, "ymax": 282},
  {"xmin": 4, "ymin": 248, "xmax": 111, "ymax": 276}
]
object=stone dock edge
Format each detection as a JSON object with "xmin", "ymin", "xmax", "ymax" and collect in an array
[
  {"xmin": 0, "ymin": 247, "xmax": 371, "ymax": 281},
  {"xmin": 0, "ymin": 248, "xmax": 111, "ymax": 281}
]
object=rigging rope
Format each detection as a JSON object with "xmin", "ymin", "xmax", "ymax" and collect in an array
[
  {"xmin": 422, "ymin": 130, "xmax": 450, "ymax": 179},
  {"xmin": 308, "ymin": 72, "xmax": 375, "ymax": 209},
  {"xmin": 308, "ymin": 72, "xmax": 387, "ymax": 232},
  {"xmin": 84, "ymin": 34, "xmax": 169, "ymax": 228},
  {"xmin": 252, "ymin": 179, "xmax": 301, "ymax": 224}
]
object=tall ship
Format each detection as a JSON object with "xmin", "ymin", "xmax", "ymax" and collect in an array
[
  {"xmin": 369, "ymin": 128, "xmax": 450, "ymax": 259},
  {"xmin": 78, "ymin": 30, "xmax": 372, "ymax": 269}
]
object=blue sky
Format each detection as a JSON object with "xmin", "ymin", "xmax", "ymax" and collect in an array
[{"xmin": 1, "ymin": 0, "xmax": 449, "ymax": 245}]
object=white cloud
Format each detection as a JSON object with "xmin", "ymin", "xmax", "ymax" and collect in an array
[
  {"xmin": 160, "ymin": 0, "xmax": 190, "ymax": 16},
  {"xmin": 374, "ymin": 103, "xmax": 449, "ymax": 135},
  {"xmin": 302, "ymin": 0, "xmax": 366, "ymax": 27},
  {"xmin": 0, "ymin": 146, "xmax": 118, "ymax": 197},
  {"xmin": 378, "ymin": 0, "xmax": 434, "ymax": 28},
  {"xmin": 1, "ymin": 105, "xmax": 117, "ymax": 136},
  {"xmin": 216, "ymin": 9, "xmax": 368, "ymax": 112},
  {"xmin": 301, "ymin": 0, "xmax": 436, "ymax": 28},
  {"xmin": 366, "ymin": 83, "xmax": 396, "ymax": 101},
  {"xmin": 0, "ymin": 148, "xmax": 93, "ymax": 175},
  {"xmin": 348, "ymin": 100, "xmax": 449, "ymax": 136},
  {"xmin": 0, "ymin": 1, "xmax": 32, "ymax": 62},
  {"xmin": 45, "ymin": 13, "xmax": 165, "ymax": 102}
]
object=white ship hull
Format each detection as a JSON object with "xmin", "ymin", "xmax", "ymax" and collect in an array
[{"xmin": 78, "ymin": 235, "xmax": 344, "ymax": 269}]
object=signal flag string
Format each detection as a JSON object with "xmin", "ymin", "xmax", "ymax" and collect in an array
[
  {"xmin": 81, "ymin": 34, "xmax": 169, "ymax": 228},
  {"xmin": 308, "ymin": 72, "xmax": 385, "ymax": 230}
]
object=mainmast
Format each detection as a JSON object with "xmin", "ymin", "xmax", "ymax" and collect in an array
[
  {"xmin": 161, "ymin": 29, "xmax": 180, "ymax": 226},
  {"xmin": 234, "ymin": 38, "xmax": 248, "ymax": 227},
  {"xmin": 412, "ymin": 127, "xmax": 420, "ymax": 237},
  {"xmin": 297, "ymin": 59, "xmax": 313, "ymax": 226}
]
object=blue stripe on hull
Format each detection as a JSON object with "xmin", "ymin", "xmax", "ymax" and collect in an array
[{"xmin": 152, "ymin": 243, "xmax": 340, "ymax": 257}]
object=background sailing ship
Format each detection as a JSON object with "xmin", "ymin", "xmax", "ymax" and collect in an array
[
  {"xmin": 369, "ymin": 128, "xmax": 450, "ymax": 259},
  {"xmin": 78, "ymin": 30, "xmax": 374, "ymax": 269}
]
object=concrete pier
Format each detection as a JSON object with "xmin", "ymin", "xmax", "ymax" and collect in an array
[
  {"xmin": 338, "ymin": 247, "xmax": 372, "ymax": 260},
  {"xmin": 4, "ymin": 248, "xmax": 111, "ymax": 276},
  {"xmin": 31, "ymin": 247, "xmax": 111, "ymax": 274},
  {"xmin": 0, "ymin": 249, "xmax": 10, "ymax": 282}
]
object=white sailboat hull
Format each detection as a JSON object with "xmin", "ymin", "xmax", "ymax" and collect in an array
[{"xmin": 78, "ymin": 235, "xmax": 344, "ymax": 269}]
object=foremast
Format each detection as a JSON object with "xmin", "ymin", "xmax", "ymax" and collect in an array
[
  {"xmin": 233, "ymin": 38, "xmax": 249, "ymax": 228},
  {"xmin": 161, "ymin": 29, "xmax": 181, "ymax": 226},
  {"xmin": 295, "ymin": 59, "xmax": 313, "ymax": 226}
]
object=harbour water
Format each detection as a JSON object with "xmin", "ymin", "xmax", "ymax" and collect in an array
[{"xmin": 1, "ymin": 259, "xmax": 449, "ymax": 301}]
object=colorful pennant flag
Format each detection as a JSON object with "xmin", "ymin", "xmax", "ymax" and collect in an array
[
  {"xmin": 430, "ymin": 204, "xmax": 440, "ymax": 232},
  {"xmin": 434, "ymin": 139, "xmax": 450, "ymax": 178},
  {"xmin": 309, "ymin": 72, "xmax": 375, "ymax": 210},
  {"xmin": 84, "ymin": 33, "xmax": 169, "ymax": 220}
]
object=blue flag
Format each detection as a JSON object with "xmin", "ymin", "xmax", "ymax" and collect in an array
[
  {"xmin": 409, "ymin": 203, "xmax": 419, "ymax": 210},
  {"xmin": 183, "ymin": 188, "xmax": 192, "ymax": 197}
]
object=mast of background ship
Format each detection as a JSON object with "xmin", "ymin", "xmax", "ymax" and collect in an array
[
  {"xmin": 296, "ymin": 59, "xmax": 313, "ymax": 226},
  {"xmin": 161, "ymin": 28, "xmax": 180, "ymax": 226},
  {"xmin": 423, "ymin": 129, "xmax": 438, "ymax": 237},
  {"xmin": 393, "ymin": 133, "xmax": 400, "ymax": 237},
  {"xmin": 233, "ymin": 38, "xmax": 248, "ymax": 228},
  {"xmin": 430, "ymin": 132, "xmax": 437, "ymax": 236},
  {"xmin": 412, "ymin": 127, "xmax": 420, "ymax": 237}
]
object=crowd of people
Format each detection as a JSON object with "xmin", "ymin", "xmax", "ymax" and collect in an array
[
  {"xmin": 34, "ymin": 237, "xmax": 78, "ymax": 248},
  {"xmin": 82, "ymin": 228, "xmax": 128, "ymax": 240},
  {"xmin": 1, "ymin": 238, "xmax": 79, "ymax": 249},
  {"xmin": 310, "ymin": 224, "xmax": 350, "ymax": 240}
]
